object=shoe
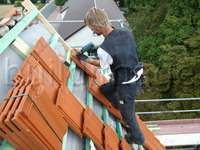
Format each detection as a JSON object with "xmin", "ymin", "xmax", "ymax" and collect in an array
[{"xmin": 125, "ymin": 133, "xmax": 145, "ymax": 145}]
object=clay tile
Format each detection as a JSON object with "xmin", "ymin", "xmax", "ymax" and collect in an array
[
  {"xmin": 31, "ymin": 37, "xmax": 70, "ymax": 85},
  {"xmin": 83, "ymin": 105, "xmax": 104, "ymax": 150},
  {"xmin": 95, "ymin": 69, "xmax": 109, "ymax": 85},
  {"xmin": 0, "ymin": 79, "xmax": 32, "ymax": 149},
  {"xmin": 120, "ymin": 137, "xmax": 132, "ymax": 150},
  {"xmin": 0, "ymin": 80, "xmax": 20, "ymax": 113},
  {"xmin": 4, "ymin": 78, "xmax": 39, "ymax": 149},
  {"xmin": 56, "ymin": 85, "xmax": 85, "ymax": 138},
  {"xmin": 88, "ymin": 76, "xmax": 110, "ymax": 106},
  {"xmin": 104, "ymin": 122, "xmax": 121, "ymax": 150},
  {"xmin": 0, "ymin": 130, "xmax": 24, "ymax": 149},
  {"xmin": 71, "ymin": 48, "xmax": 97, "ymax": 78},
  {"xmin": 14, "ymin": 53, "xmax": 59, "ymax": 104},
  {"xmin": 12, "ymin": 77, "xmax": 68, "ymax": 150}
]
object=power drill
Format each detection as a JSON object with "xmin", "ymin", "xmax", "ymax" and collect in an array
[{"xmin": 79, "ymin": 42, "xmax": 94, "ymax": 54}]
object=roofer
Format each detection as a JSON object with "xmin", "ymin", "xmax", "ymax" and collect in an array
[{"xmin": 76, "ymin": 7, "xmax": 145, "ymax": 145}]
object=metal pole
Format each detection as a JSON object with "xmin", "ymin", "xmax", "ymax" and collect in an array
[
  {"xmin": 135, "ymin": 97, "xmax": 200, "ymax": 102},
  {"xmin": 137, "ymin": 109, "xmax": 200, "ymax": 115},
  {"xmin": 48, "ymin": 19, "xmax": 124, "ymax": 27}
]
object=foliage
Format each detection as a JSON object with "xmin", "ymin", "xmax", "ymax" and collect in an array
[
  {"xmin": 126, "ymin": 0, "xmax": 200, "ymax": 121},
  {"xmin": 54, "ymin": 0, "xmax": 67, "ymax": 6},
  {"xmin": 10, "ymin": 0, "xmax": 15, "ymax": 4},
  {"xmin": 41, "ymin": 0, "xmax": 46, "ymax": 4},
  {"xmin": 0, "ymin": 0, "xmax": 7, "ymax": 4},
  {"xmin": 30, "ymin": 0, "xmax": 37, "ymax": 4},
  {"xmin": 37, "ymin": 3, "xmax": 46, "ymax": 10},
  {"xmin": 126, "ymin": 0, "xmax": 200, "ymax": 67},
  {"xmin": 14, "ymin": 0, "xmax": 24, "ymax": 10}
]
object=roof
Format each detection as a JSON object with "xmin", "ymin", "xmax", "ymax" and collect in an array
[
  {"xmin": 0, "ymin": 0, "xmax": 166, "ymax": 150},
  {"xmin": 57, "ymin": 0, "xmax": 127, "ymax": 40}
]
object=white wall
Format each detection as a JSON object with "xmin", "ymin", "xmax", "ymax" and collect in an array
[{"xmin": 65, "ymin": 26, "xmax": 104, "ymax": 48}]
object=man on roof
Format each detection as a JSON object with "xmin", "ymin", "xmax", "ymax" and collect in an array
[{"xmin": 76, "ymin": 7, "xmax": 145, "ymax": 145}]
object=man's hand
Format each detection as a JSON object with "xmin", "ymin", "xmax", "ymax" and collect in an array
[{"xmin": 76, "ymin": 51, "xmax": 90, "ymax": 62}]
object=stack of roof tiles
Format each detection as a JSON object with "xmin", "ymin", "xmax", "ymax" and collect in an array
[{"xmin": 0, "ymin": 37, "xmax": 69, "ymax": 149}]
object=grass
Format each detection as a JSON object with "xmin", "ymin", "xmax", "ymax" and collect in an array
[
  {"xmin": 37, "ymin": 3, "xmax": 46, "ymax": 10},
  {"xmin": 0, "ymin": 3, "xmax": 46, "ymax": 19}
]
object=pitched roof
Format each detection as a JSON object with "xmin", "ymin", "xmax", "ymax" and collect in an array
[{"xmin": 57, "ymin": 0, "xmax": 127, "ymax": 40}]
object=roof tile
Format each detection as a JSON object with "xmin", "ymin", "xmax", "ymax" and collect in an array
[
  {"xmin": 56, "ymin": 85, "xmax": 85, "ymax": 138},
  {"xmin": 71, "ymin": 48, "xmax": 97, "ymax": 78},
  {"xmin": 14, "ymin": 53, "xmax": 60, "ymax": 103},
  {"xmin": 83, "ymin": 105, "xmax": 104, "ymax": 150},
  {"xmin": 0, "ymin": 79, "xmax": 31, "ymax": 149},
  {"xmin": 12, "ymin": 77, "xmax": 68, "ymax": 149},
  {"xmin": 4, "ymin": 79, "xmax": 39, "ymax": 149},
  {"xmin": 120, "ymin": 137, "xmax": 132, "ymax": 150},
  {"xmin": 31, "ymin": 37, "xmax": 70, "ymax": 85},
  {"xmin": 104, "ymin": 122, "xmax": 121, "ymax": 150}
]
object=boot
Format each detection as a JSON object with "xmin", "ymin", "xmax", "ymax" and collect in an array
[{"xmin": 125, "ymin": 126, "xmax": 145, "ymax": 145}]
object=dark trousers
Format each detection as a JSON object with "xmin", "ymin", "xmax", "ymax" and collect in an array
[{"xmin": 100, "ymin": 70, "xmax": 145, "ymax": 144}]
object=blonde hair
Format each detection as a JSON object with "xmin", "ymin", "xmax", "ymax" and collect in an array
[{"xmin": 84, "ymin": 7, "xmax": 111, "ymax": 29}]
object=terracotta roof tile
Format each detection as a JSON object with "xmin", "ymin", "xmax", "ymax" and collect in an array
[
  {"xmin": 14, "ymin": 53, "xmax": 60, "ymax": 104},
  {"xmin": 104, "ymin": 122, "xmax": 121, "ymax": 150},
  {"xmin": 0, "ymin": 79, "xmax": 31, "ymax": 149},
  {"xmin": 120, "ymin": 137, "xmax": 132, "ymax": 150},
  {"xmin": 56, "ymin": 85, "xmax": 85, "ymax": 138},
  {"xmin": 0, "ymin": 36, "xmax": 71, "ymax": 149},
  {"xmin": 71, "ymin": 48, "xmax": 97, "ymax": 78},
  {"xmin": 4, "ymin": 79, "xmax": 39, "ymax": 149},
  {"xmin": 31, "ymin": 37, "xmax": 70, "ymax": 85},
  {"xmin": 83, "ymin": 105, "xmax": 104, "ymax": 150},
  {"xmin": 12, "ymin": 77, "xmax": 68, "ymax": 149},
  {"xmin": 0, "ymin": 80, "xmax": 20, "ymax": 115}
]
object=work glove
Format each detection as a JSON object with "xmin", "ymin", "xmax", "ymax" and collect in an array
[{"xmin": 76, "ymin": 51, "xmax": 90, "ymax": 62}]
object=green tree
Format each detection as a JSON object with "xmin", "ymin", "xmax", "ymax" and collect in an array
[
  {"xmin": 41, "ymin": 0, "xmax": 46, "ymax": 4},
  {"xmin": 127, "ymin": 0, "xmax": 200, "ymax": 121},
  {"xmin": 10, "ymin": 0, "xmax": 15, "ymax": 4},
  {"xmin": 31, "ymin": 0, "xmax": 37, "ymax": 4},
  {"xmin": 14, "ymin": 0, "xmax": 24, "ymax": 10},
  {"xmin": 54, "ymin": 0, "xmax": 67, "ymax": 8}
]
